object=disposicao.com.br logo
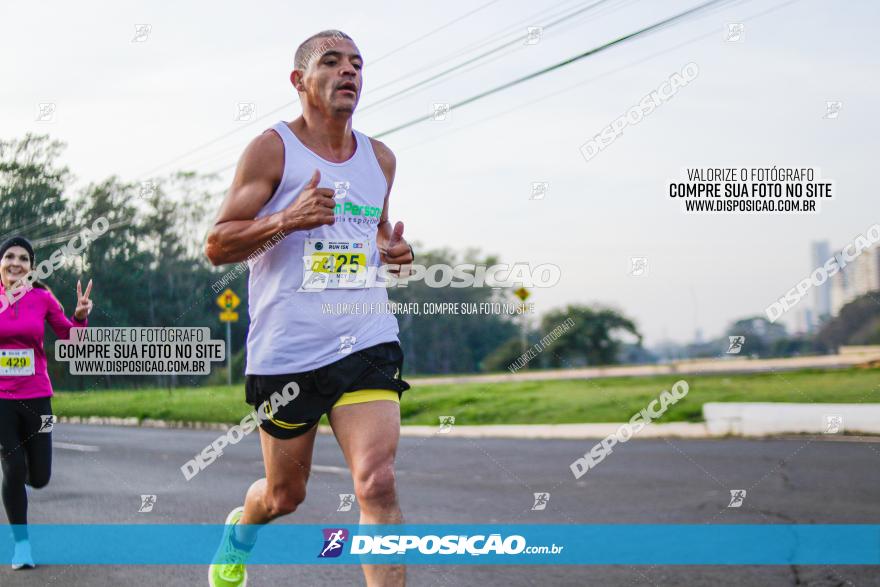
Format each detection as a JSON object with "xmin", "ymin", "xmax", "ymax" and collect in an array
[
  {"xmin": 318, "ymin": 529, "xmax": 563, "ymax": 558},
  {"xmin": 318, "ymin": 528, "xmax": 349, "ymax": 558}
]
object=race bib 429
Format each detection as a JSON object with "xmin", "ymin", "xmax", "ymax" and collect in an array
[{"xmin": 0, "ymin": 349, "xmax": 35, "ymax": 376}]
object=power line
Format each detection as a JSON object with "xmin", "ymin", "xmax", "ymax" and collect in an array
[
  {"xmin": 136, "ymin": 102, "xmax": 294, "ymax": 181},
  {"xmin": 368, "ymin": 0, "xmax": 507, "ymax": 66},
  {"xmin": 397, "ymin": 30, "xmax": 720, "ymax": 153},
  {"xmin": 0, "ymin": 216, "xmax": 46, "ymax": 242},
  {"xmin": 353, "ymin": 0, "xmax": 643, "ymax": 122},
  {"xmin": 135, "ymin": 0, "xmax": 514, "ymax": 181},
  {"xmin": 358, "ymin": 0, "xmax": 632, "ymax": 111},
  {"xmin": 142, "ymin": 1, "xmax": 599, "ymax": 179},
  {"xmin": 202, "ymin": 0, "xmax": 728, "ymax": 176},
  {"xmin": 357, "ymin": 0, "xmax": 617, "ymax": 115},
  {"xmin": 392, "ymin": 0, "xmax": 802, "ymax": 153},
  {"xmin": 196, "ymin": 1, "xmax": 631, "ymax": 177},
  {"xmin": 374, "ymin": 0, "xmax": 733, "ymax": 138},
  {"xmin": 171, "ymin": 0, "xmax": 615, "ymax": 173},
  {"xmin": 31, "ymin": 219, "xmax": 134, "ymax": 248}
]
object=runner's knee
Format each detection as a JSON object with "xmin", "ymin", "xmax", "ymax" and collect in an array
[
  {"xmin": 26, "ymin": 468, "xmax": 50, "ymax": 489},
  {"xmin": 265, "ymin": 484, "xmax": 306, "ymax": 517},
  {"xmin": 354, "ymin": 465, "xmax": 397, "ymax": 506}
]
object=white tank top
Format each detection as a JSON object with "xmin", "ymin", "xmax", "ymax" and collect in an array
[{"xmin": 245, "ymin": 121, "xmax": 400, "ymax": 375}]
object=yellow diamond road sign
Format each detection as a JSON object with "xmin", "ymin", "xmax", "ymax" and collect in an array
[
  {"xmin": 216, "ymin": 289, "xmax": 240, "ymax": 310},
  {"xmin": 219, "ymin": 310, "xmax": 238, "ymax": 322},
  {"xmin": 514, "ymin": 287, "xmax": 530, "ymax": 302}
]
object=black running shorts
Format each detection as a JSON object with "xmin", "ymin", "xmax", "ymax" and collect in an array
[{"xmin": 244, "ymin": 341, "xmax": 409, "ymax": 439}]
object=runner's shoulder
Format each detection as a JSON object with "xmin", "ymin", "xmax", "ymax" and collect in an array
[
  {"xmin": 367, "ymin": 136, "xmax": 396, "ymax": 185},
  {"xmin": 238, "ymin": 129, "xmax": 285, "ymax": 184},
  {"xmin": 26, "ymin": 286, "xmax": 59, "ymax": 311},
  {"xmin": 27, "ymin": 286, "xmax": 51, "ymax": 302}
]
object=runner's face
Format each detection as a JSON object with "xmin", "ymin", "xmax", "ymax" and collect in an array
[
  {"xmin": 0, "ymin": 246, "xmax": 31, "ymax": 288},
  {"xmin": 303, "ymin": 39, "xmax": 363, "ymax": 115}
]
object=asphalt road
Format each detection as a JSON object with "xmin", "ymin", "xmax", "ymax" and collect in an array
[{"xmin": 2, "ymin": 424, "xmax": 878, "ymax": 586}]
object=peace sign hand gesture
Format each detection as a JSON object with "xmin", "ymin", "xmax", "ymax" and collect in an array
[{"xmin": 74, "ymin": 279, "xmax": 93, "ymax": 321}]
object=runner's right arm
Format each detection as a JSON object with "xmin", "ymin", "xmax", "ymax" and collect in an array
[
  {"xmin": 45, "ymin": 288, "xmax": 87, "ymax": 338},
  {"xmin": 205, "ymin": 131, "xmax": 336, "ymax": 265}
]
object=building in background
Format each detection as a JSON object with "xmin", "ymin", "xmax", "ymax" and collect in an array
[
  {"xmin": 810, "ymin": 241, "xmax": 832, "ymax": 327},
  {"xmin": 802, "ymin": 307, "xmax": 814, "ymax": 335},
  {"xmin": 830, "ymin": 245, "xmax": 880, "ymax": 315}
]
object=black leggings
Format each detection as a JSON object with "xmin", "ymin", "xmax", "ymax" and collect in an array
[{"xmin": 0, "ymin": 397, "xmax": 52, "ymax": 541}]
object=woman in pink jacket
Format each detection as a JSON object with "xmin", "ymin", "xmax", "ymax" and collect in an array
[{"xmin": 0, "ymin": 236, "xmax": 93, "ymax": 570}]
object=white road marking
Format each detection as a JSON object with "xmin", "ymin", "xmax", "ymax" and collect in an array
[
  {"xmin": 55, "ymin": 441, "xmax": 100, "ymax": 452},
  {"xmin": 310, "ymin": 464, "xmax": 406, "ymax": 475},
  {"xmin": 311, "ymin": 465, "xmax": 350, "ymax": 475}
]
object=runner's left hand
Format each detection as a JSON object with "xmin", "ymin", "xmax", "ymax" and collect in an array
[
  {"xmin": 380, "ymin": 221, "xmax": 413, "ymax": 268},
  {"xmin": 74, "ymin": 279, "xmax": 93, "ymax": 321}
]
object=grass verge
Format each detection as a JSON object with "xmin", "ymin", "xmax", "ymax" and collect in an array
[{"xmin": 52, "ymin": 367, "xmax": 880, "ymax": 426}]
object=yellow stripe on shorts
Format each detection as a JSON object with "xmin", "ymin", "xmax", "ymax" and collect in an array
[
  {"xmin": 332, "ymin": 389, "xmax": 400, "ymax": 409},
  {"xmin": 263, "ymin": 402, "xmax": 309, "ymax": 430}
]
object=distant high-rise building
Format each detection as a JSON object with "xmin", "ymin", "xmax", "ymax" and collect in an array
[
  {"xmin": 811, "ymin": 241, "xmax": 832, "ymax": 320},
  {"xmin": 830, "ymin": 245, "xmax": 880, "ymax": 315},
  {"xmin": 803, "ymin": 307, "xmax": 814, "ymax": 334}
]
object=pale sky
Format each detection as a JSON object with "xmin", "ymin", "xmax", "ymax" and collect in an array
[{"xmin": 2, "ymin": 0, "xmax": 877, "ymax": 346}]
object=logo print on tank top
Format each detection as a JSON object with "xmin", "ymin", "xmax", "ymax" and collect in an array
[{"xmin": 334, "ymin": 180, "xmax": 350, "ymax": 199}]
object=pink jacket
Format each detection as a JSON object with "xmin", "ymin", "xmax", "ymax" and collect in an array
[{"xmin": 0, "ymin": 283, "xmax": 87, "ymax": 399}]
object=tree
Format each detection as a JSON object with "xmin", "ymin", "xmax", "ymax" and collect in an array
[
  {"xmin": 725, "ymin": 316, "xmax": 787, "ymax": 357},
  {"xmin": 0, "ymin": 134, "xmax": 71, "ymax": 247},
  {"xmin": 816, "ymin": 291, "xmax": 880, "ymax": 350},
  {"xmin": 481, "ymin": 337, "xmax": 529, "ymax": 372},
  {"xmin": 539, "ymin": 305, "xmax": 642, "ymax": 367},
  {"xmin": 388, "ymin": 247, "xmax": 519, "ymax": 374}
]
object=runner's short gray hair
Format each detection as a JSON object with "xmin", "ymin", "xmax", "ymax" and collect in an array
[{"xmin": 295, "ymin": 30, "xmax": 353, "ymax": 70}]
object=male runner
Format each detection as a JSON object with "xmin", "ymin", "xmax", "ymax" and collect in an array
[{"xmin": 204, "ymin": 30, "xmax": 413, "ymax": 587}]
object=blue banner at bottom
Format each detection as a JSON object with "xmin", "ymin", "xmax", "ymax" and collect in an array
[{"xmin": 1, "ymin": 524, "xmax": 878, "ymax": 565}]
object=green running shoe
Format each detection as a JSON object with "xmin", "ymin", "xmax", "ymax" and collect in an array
[{"xmin": 209, "ymin": 506, "xmax": 249, "ymax": 587}]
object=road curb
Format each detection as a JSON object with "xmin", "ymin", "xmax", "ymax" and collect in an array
[
  {"xmin": 58, "ymin": 415, "xmax": 231, "ymax": 431},
  {"xmin": 386, "ymin": 422, "xmax": 710, "ymax": 439},
  {"xmin": 56, "ymin": 416, "xmax": 710, "ymax": 439},
  {"xmin": 58, "ymin": 407, "xmax": 880, "ymax": 439}
]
